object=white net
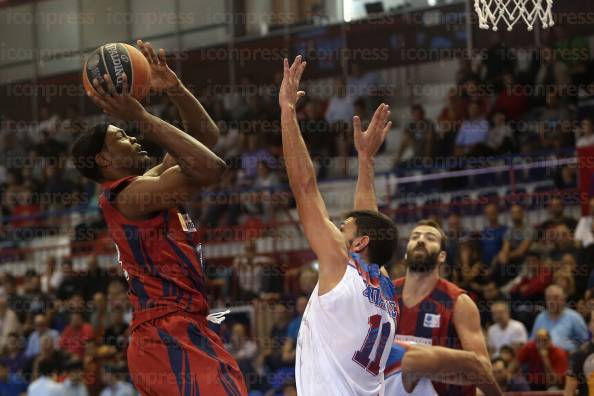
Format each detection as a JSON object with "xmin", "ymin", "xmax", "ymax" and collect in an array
[{"xmin": 474, "ymin": 0, "xmax": 554, "ymax": 31}]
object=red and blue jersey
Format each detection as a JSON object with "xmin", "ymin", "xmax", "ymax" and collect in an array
[
  {"xmin": 390, "ymin": 277, "xmax": 476, "ymax": 396},
  {"xmin": 99, "ymin": 176, "xmax": 209, "ymax": 333}
]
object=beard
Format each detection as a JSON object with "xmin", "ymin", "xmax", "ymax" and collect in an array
[{"xmin": 406, "ymin": 245, "xmax": 439, "ymax": 273}]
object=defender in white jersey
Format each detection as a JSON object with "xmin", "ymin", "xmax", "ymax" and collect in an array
[{"xmin": 279, "ymin": 57, "xmax": 399, "ymax": 395}]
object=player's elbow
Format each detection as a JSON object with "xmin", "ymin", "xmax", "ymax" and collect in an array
[{"xmin": 200, "ymin": 157, "xmax": 228, "ymax": 184}]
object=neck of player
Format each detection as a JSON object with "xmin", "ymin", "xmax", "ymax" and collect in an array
[{"xmin": 403, "ymin": 268, "xmax": 439, "ymax": 306}]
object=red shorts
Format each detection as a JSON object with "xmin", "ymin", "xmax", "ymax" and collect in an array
[{"xmin": 128, "ymin": 312, "xmax": 247, "ymax": 396}]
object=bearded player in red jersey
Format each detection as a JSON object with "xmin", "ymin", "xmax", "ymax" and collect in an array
[
  {"xmin": 71, "ymin": 41, "xmax": 247, "ymax": 396},
  {"xmin": 352, "ymin": 105, "xmax": 499, "ymax": 396}
]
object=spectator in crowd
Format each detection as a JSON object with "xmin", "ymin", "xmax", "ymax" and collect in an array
[
  {"xmin": 23, "ymin": 333, "xmax": 66, "ymax": 381},
  {"xmin": 565, "ymin": 310, "xmax": 594, "ymax": 395},
  {"xmin": 394, "ymin": 104, "xmax": 436, "ymax": 166},
  {"xmin": 24, "ymin": 314, "xmax": 59, "ymax": 359},
  {"xmin": 552, "ymin": 25, "xmax": 590, "ymax": 68},
  {"xmin": 454, "ymin": 101, "xmax": 490, "ymax": 156},
  {"xmin": 27, "ymin": 359, "xmax": 64, "ymax": 396},
  {"xmin": 443, "ymin": 213, "xmax": 468, "ymax": 278},
  {"xmin": 485, "ymin": 112, "xmax": 513, "ymax": 155},
  {"xmin": 40, "ymin": 257, "xmax": 63, "ymax": 294},
  {"xmin": 62, "ymin": 359, "xmax": 89, "ymax": 396},
  {"xmin": 103, "ymin": 305, "xmax": 128, "ymax": 353},
  {"xmin": 0, "ymin": 333, "xmax": 26, "ymax": 374},
  {"xmin": 487, "ymin": 300, "xmax": 528, "ymax": 357},
  {"xmin": 480, "ymin": 203, "xmax": 508, "ymax": 270},
  {"xmin": 325, "ymin": 77, "xmax": 353, "ymax": 126},
  {"xmin": 575, "ymin": 196, "xmax": 594, "ymax": 248},
  {"xmin": 494, "ymin": 204, "xmax": 534, "ymax": 284},
  {"xmin": 299, "ymin": 99, "xmax": 334, "ymax": 179},
  {"xmin": 534, "ymin": 47, "xmax": 569, "ymax": 99},
  {"xmin": 4, "ymin": 273, "xmax": 27, "ymax": 324},
  {"xmin": 491, "ymin": 357, "xmax": 530, "ymax": 392},
  {"xmin": 482, "ymin": 34, "xmax": 515, "ymax": 82},
  {"xmin": 492, "ymin": 72, "xmax": 529, "ymax": 121},
  {"xmin": 239, "ymin": 132, "xmax": 276, "ymax": 186},
  {"xmin": 456, "ymin": 238, "xmax": 487, "ymax": 298},
  {"xmin": 540, "ymin": 196, "xmax": 578, "ymax": 232},
  {"xmin": 56, "ymin": 261, "xmax": 85, "ymax": 301},
  {"xmin": 550, "ymin": 222, "xmax": 577, "ymax": 262},
  {"xmin": 0, "ymin": 361, "xmax": 27, "ymax": 396},
  {"xmin": 232, "ymin": 239, "xmax": 272, "ymax": 301},
  {"xmin": 0, "ymin": 296, "xmax": 19, "ymax": 351},
  {"xmin": 516, "ymin": 328, "xmax": 568, "ymax": 391},
  {"xmin": 437, "ymin": 88, "xmax": 466, "ymax": 156},
  {"xmin": 537, "ymin": 91, "xmax": 574, "ymax": 150},
  {"xmin": 506, "ymin": 249, "xmax": 553, "ymax": 309},
  {"xmin": 21, "ymin": 271, "xmax": 51, "ymax": 325},
  {"xmin": 576, "ymin": 118, "xmax": 594, "ymax": 148},
  {"xmin": 226, "ymin": 323, "xmax": 258, "ymax": 377},
  {"xmin": 531, "ymin": 285, "xmax": 588, "ymax": 352},
  {"xmin": 499, "ymin": 345, "xmax": 516, "ymax": 368},
  {"xmin": 347, "ymin": 63, "xmax": 383, "ymax": 106},
  {"xmin": 82, "ymin": 258, "xmax": 109, "ymax": 301},
  {"xmin": 59, "ymin": 312, "xmax": 94, "ymax": 359},
  {"xmin": 99, "ymin": 363, "xmax": 134, "ymax": 396},
  {"xmin": 287, "ymin": 296, "xmax": 307, "ymax": 343}
]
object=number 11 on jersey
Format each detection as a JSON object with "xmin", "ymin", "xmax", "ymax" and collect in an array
[{"xmin": 353, "ymin": 314, "xmax": 392, "ymax": 376}]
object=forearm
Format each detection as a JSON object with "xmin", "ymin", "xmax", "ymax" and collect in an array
[
  {"xmin": 354, "ymin": 156, "xmax": 378, "ymax": 211},
  {"xmin": 139, "ymin": 113, "xmax": 226, "ymax": 180},
  {"xmin": 281, "ymin": 106, "xmax": 318, "ymax": 197},
  {"xmin": 167, "ymin": 81, "xmax": 219, "ymax": 148},
  {"xmin": 404, "ymin": 347, "xmax": 502, "ymax": 395},
  {"xmin": 541, "ymin": 357, "xmax": 562, "ymax": 385}
]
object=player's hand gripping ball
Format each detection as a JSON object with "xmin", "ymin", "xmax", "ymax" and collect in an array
[{"xmin": 83, "ymin": 43, "xmax": 151, "ymax": 102}]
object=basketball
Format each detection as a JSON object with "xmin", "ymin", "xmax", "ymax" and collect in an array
[{"xmin": 82, "ymin": 43, "xmax": 151, "ymax": 101}]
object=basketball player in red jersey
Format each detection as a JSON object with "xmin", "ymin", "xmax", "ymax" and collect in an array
[
  {"xmin": 352, "ymin": 105, "xmax": 501, "ymax": 396},
  {"xmin": 71, "ymin": 41, "xmax": 247, "ymax": 396}
]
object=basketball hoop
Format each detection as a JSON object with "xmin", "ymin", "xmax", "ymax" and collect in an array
[{"xmin": 474, "ymin": 0, "xmax": 554, "ymax": 31}]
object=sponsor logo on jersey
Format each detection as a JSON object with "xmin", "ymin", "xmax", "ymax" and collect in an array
[
  {"xmin": 362, "ymin": 285, "xmax": 398, "ymax": 319},
  {"xmin": 423, "ymin": 313, "xmax": 441, "ymax": 328},
  {"xmin": 178, "ymin": 212, "xmax": 198, "ymax": 232}
]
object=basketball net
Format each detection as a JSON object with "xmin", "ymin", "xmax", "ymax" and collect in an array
[{"xmin": 474, "ymin": 0, "xmax": 554, "ymax": 31}]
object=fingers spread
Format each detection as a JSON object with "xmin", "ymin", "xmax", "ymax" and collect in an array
[
  {"xmin": 158, "ymin": 48, "xmax": 167, "ymax": 66},
  {"xmin": 92, "ymin": 78, "xmax": 108, "ymax": 97},
  {"xmin": 103, "ymin": 74, "xmax": 117, "ymax": 96},
  {"xmin": 121, "ymin": 73, "xmax": 129, "ymax": 95},
  {"xmin": 353, "ymin": 115, "xmax": 362, "ymax": 134}
]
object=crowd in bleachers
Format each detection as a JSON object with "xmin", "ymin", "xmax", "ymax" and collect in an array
[{"xmin": 0, "ymin": 23, "xmax": 593, "ymax": 395}]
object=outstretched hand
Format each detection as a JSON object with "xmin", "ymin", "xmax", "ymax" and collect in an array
[
  {"xmin": 354, "ymin": 103, "xmax": 392, "ymax": 160},
  {"xmin": 137, "ymin": 39, "xmax": 180, "ymax": 92},
  {"xmin": 279, "ymin": 55, "xmax": 307, "ymax": 109},
  {"xmin": 87, "ymin": 73, "xmax": 147, "ymax": 122}
]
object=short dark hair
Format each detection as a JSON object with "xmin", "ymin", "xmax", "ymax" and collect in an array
[
  {"xmin": 71, "ymin": 122, "xmax": 109, "ymax": 182},
  {"xmin": 38, "ymin": 359, "xmax": 58, "ymax": 377},
  {"xmin": 414, "ymin": 219, "xmax": 447, "ymax": 251},
  {"xmin": 343, "ymin": 210, "xmax": 399, "ymax": 266}
]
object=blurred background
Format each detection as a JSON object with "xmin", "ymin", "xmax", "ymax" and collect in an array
[{"xmin": 0, "ymin": 0, "xmax": 593, "ymax": 395}]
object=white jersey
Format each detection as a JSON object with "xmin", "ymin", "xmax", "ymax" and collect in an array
[
  {"xmin": 296, "ymin": 254, "xmax": 398, "ymax": 396},
  {"xmin": 383, "ymin": 342, "xmax": 437, "ymax": 396},
  {"xmin": 385, "ymin": 375, "xmax": 437, "ymax": 396}
]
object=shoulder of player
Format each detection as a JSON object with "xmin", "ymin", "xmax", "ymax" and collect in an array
[{"xmin": 452, "ymin": 293, "xmax": 480, "ymax": 321}]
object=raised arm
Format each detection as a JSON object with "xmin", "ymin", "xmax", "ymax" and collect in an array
[
  {"xmin": 88, "ymin": 74, "xmax": 226, "ymax": 219},
  {"xmin": 137, "ymin": 40, "xmax": 220, "ymax": 175},
  {"xmin": 279, "ymin": 56, "xmax": 348, "ymax": 295},
  {"xmin": 353, "ymin": 104, "xmax": 392, "ymax": 211}
]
